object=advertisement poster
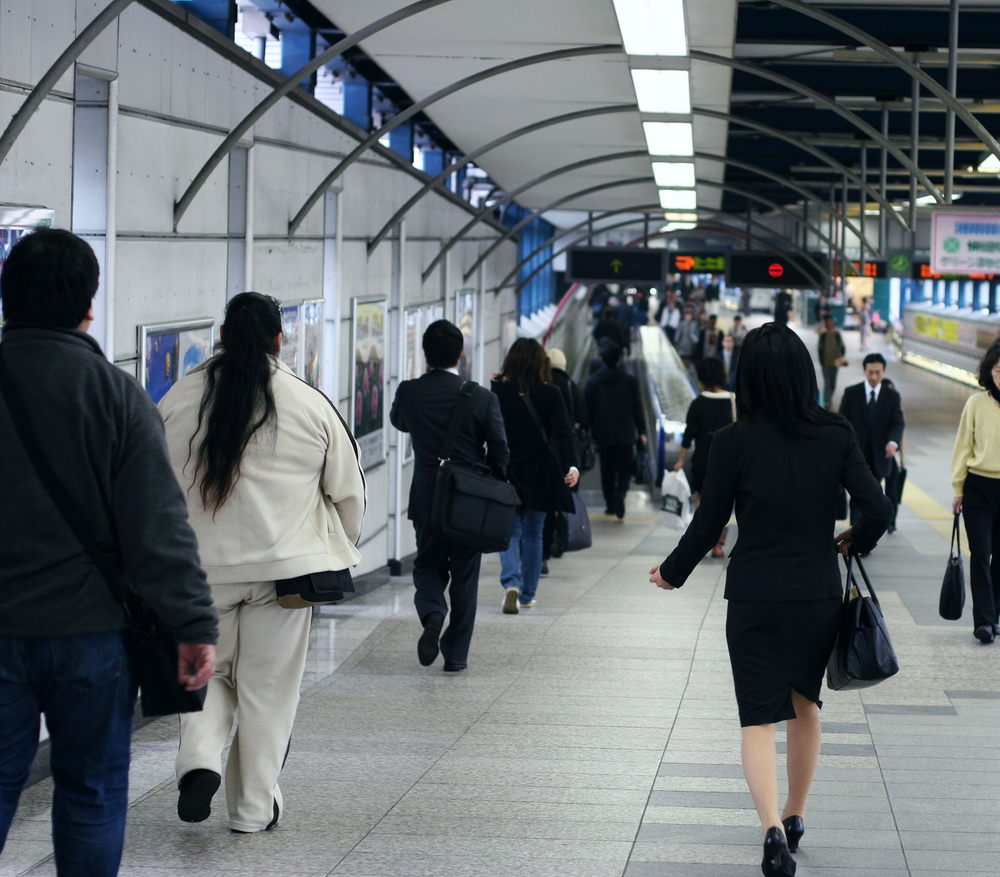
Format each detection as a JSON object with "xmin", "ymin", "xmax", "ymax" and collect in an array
[
  {"xmin": 280, "ymin": 304, "xmax": 301, "ymax": 375},
  {"xmin": 931, "ymin": 209, "xmax": 1000, "ymax": 275},
  {"xmin": 455, "ymin": 290, "xmax": 475, "ymax": 381},
  {"xmin": 402, "ymin": 303, "xmax": 445, "ymax": 462},
  {"xmin": 352, "ymin": 299, "xmax": 387, "ymax": 470},
  {"xmin": 0, "ymin": 208, "xmax": 55, "ymax": 319},
  {"xmin": 279, "ymin": 299, "xmax": 323, "ymax": 389},
  {"xmin": 140, "ymin": 320, "xmax": 214, "ymax": 404}
]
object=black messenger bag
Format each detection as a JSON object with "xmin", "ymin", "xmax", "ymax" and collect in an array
[{"xmin": 428, "ymin": 382, "xmax": 519, "ymax": 553}]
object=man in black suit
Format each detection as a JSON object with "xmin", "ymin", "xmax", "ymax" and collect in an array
[
  {"xmin": 720, "ymin": 333, "xmax": 739, "ymax": 391},
  {"xmin": 838, "ymin": 352, "xmax": 905, "ymax": 528},
  {"xmin": 390, "ymin": 320, "xmax": 509, "ymax": 671}
]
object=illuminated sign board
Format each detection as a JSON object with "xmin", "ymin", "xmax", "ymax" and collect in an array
[
  {"xmin": 911, "ymin": 261, "xmax": 995, "ymax": 281},
  {"xmin": 668, "ymin": 252, "xmax": 726, "ymax": 274},
  {"xmin": 931, "ymin": 208, "xmax": 1000, "ymax": 274},
  {"xmin": 726, "ymin": 253, "xmax": 823, "ymax": 289},
  {"xmin": 566, "ymin": 247, "xmax": 665, "ymax": 283},
  {"xmin": 851, "ymin": 261, "xmax": 886, "ymax": 278}
]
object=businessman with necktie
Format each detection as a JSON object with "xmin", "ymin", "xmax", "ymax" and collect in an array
[{"xmin": 839, "ymin": 352, "xmax": 905, "ymax": 528}]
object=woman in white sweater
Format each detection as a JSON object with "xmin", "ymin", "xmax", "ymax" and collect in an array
[
  {"xmin": 159, "ymin": 292, "xmax": 366, "ymax": 832},
  {"xmin": 951, "ymin": 340, "xmax": 1000, "ymax": 644}
]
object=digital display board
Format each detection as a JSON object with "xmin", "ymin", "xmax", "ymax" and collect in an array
[
  {"xmin": 850, "ymin": 260, "xmax": 887, "ymax": 278},
  {"xmin": 911, "ymin": 261, "xmax": 995, "ymax": 281},
  {"xmin": 726, "ymin": 253, "xmax": 824, "ymax": 289},
  {"xmin": 668, "ymin": 252, "xmax": 726, "ymax": 274},
  {"xmin": 566, "ymin": 247, "xmax": 665, "ymax": 283}
]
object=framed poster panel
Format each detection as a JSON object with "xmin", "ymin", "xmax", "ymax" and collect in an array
[
  {"xmin": 280, "ymin": 303, "xmax": 301, "ymax": 376},
  {"xmin": 0, "ymin": 208, "xmax": 55, "ymax": 319},
  {"xmin": 454, "ymin": 290, "xmax": 476, "ymax": 381},
  {"xmin": 139, "ymin": 319, "xmax": 214, "ymax": 404},
  {"xmin": 400, "ymin": 302, "xmax": 446, "ymax": 463},
  {"xmin": 279, "ymin": 298, "xmax": 323, "ymax": 388},
  {"xmin": 351, "ymin": 298, "xmax": 387, "ymax": 470}
]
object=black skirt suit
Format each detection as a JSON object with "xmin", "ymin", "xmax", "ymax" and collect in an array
[{"xmin": 659, "ymin": 413, "xmax": 893, "ymax": 726}]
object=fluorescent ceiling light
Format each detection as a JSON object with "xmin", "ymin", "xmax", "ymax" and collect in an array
[
  {"xmin": 652, "ymin": 161, "xmax": 695, "ymax": 187},
  {"xmin": 914, "ymin": 193, "xmax": 961, "ymax": 206},
  {"xmin": 978, "ymin": 153, "xmax": 1000, "ymax": 173},
  {"xmin": 663, "ymin": 212, "xmax": 698, "ymax": 222},
  {"xmin": 643, "ymin": 121, "xmax": 693, "ymax": 156},
  {"xmin": 631, "ymin": 70, "xmax": 691, "ymax": 114},
  {"xmin": 661, "ymin": 222, "xmax": 697, "ymax": 232},
  {"xmin": 659, "ymin": 189, "xmax": 697, "ymax": 209},
  {"xmin": 612, "ymin": 0, "xmax": 687, "ymax": 56}
]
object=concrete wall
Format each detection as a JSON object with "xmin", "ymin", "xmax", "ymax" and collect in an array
[{"xmin": 0, "ymin": 0, "xmax": 517, "ymax": 575}]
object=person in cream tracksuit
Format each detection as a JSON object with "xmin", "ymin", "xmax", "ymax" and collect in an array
[{"xmin": 159, "ymin": 292, "xmax": 366, "ymax": 833}]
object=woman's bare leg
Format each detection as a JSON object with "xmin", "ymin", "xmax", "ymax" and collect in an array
[
  {"xmin": 741, "ymin": 723, "xmax": 782, "ymax": 835},
  {"xmin": 782, "ymin": 690, "xmax": 822, "ymax": 820}
]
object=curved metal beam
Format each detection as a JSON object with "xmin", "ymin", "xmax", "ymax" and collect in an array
[
  {"xmin": 694, "ymin": 107, "xmax": 909, "ymax": 232},
  {"xmin": 173, "ymin": 0, "xmax": 455, "ymax": 229},
  {"xmin": 693, "ymin": 152, "xmax": 878, "ymax": 256},
  {"xmin": 691, "ymin": 50, "xmax": 943, "ymax": 203},
  {"xmin": 0, "ymin": 0, "xmax": 135, "ymax": 166},
  {"xmin": 765, "ymin": 0, "xmax": 1000, "ymax": 165},
  {"xmin": 288, "ymin": 43, "xmax": 622, "ymax": 236},
  {"xmin": 456, "ymin": 176, "xmax": 653, "ymax": 284},
  {"xmin": 366, "ymin": 103, "xmax": 636, "ymax": 255}
]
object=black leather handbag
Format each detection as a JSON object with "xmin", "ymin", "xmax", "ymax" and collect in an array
[
  {"xmin": 275, "ymin": 568, "xmax": 355, "ymax": 609},
  {"xmin": 939, "ymin": 513, "xmax": 966, "ymax": 621},
  {"xmin": 826, "ymin": 550, "xmax": 900, "ymax": 691},
  {"xmin": 428, "ymin": 382, "xmax": 520, "ymax": 553},
  {"xmin": 0, "ymin": 351, "xmax": 206, "ymax": 718}
]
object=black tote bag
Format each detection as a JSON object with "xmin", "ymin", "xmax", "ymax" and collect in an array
[
  {"xmin": 826, "ymin": 551, "xmax": 900, "ymax": 691},
  {"xmin": 939, "ymin": 513, "xmax": 966, "ymax": 621}
]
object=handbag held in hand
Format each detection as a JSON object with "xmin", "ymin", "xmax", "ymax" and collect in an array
[
  {"xmin": 826, "ymin": 550, "xmax": 899, "ymax": 691},
  {"xmin": 0, "ymin": 351, "xmax": 206, "ymax": 718},
  {"xmin": 939, "ymin": 513, "xmax": 966, "ymax": 621},
  {"xmin": 429, "ymin": 382, "xmax": 520, "ymax": 553}
]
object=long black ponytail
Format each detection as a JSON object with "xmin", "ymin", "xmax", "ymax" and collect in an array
[{"xmin": 191, "ymin": 292, "xmax": 282, "ymax": 512}]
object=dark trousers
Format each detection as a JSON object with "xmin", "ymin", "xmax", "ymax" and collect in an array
[
  {"xmin": 849, "ymin": 448, "xmax": 885, "ymax": 525},
  {"xmin": 821, "ymin": 365, "xmax": 839, "ymax": 410},
  {"xmin": 0, "ymin": 631, "xmax": 136, "ymax": 877},
  {"xmin": 599, "ymin": 444, "xmax": 633, "ymax": 513},
  {"xmin": 962, "ymin": 473, "xmax": 1000, "ymax": 631},
  {"xmin": 412, "ymin": 521, "xmax": 483, "ymax": 664}
]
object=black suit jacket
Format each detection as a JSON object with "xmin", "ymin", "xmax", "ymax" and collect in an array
[
  {"xmin": 660, "ymin": 413, "xmax": 893, "ymax": 600},
  {"xmin": 584, "ymin": 366, "xmax": 646, "ymax": 448},
  {"xmin": 491, "ymin": 381, "xmax": 578, "ymax": 512},
  {"xmin": 838, "ymin": 382, "xmax": 905, "ymax": 481},
  {"xmin": 390, "ymin": 370, "xmax": 509, "ymax": 522}
]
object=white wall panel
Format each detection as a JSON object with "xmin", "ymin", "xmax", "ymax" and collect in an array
[{"xmin": 253, "ymin": 239, "xmax": 323, "ymax": 301}]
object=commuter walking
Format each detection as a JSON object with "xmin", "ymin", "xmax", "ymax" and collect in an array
[
  {"xmin": 160, "ymin": 292, "xmax": 366, "ymax": 833},
  {"xmin": 696, "ymin": 313, "xmax": 724, "ymax": 362},
  {"xmin": 731, "ymin": 314, "xmax": 747, "ymax": 348},
  {"xmin": 492, "ymin": 339, "xmax": 579, "ymax": 612},
  {"xmin": 774, "ymin": 290, "xmax": 793, "ymax": 326},
  {"xmin": 951, "ymin": 340, "xmax": 1000, "ymax": 644},
  {"xmin": 391, "ymin": 320, "xmax": 509, "ymax": 668},
  {"xmin": 651, "ymin": 324, "xmax": 892, "ymax": 877},
  {"xmin": 659, "ymin": 289, "xmax": 683, "ymax": 343},
  {"xmin": 817, "ymin": 315, "xmax": 846, "ymax": 410},
  {"xmin": 593, "ymin": 306, "xmax": 627, "ymax": 351},
  {"xmin": 721, "ymin": 333, "xmax": 739, "ymax": 391},
  {"xmin": 674, "ymin": 306, "xmax": 699, "ymax": 368},
  {"xmin": 0, "ymin": 229, "xmax": 218, "ymax": 876},
  {"xmin": 838, "ymin": 353, "xmax": 904, "ymax": 525},
  {"xmin": 859, "ymin": 299, "xmax": 872, "ymax": 350},
  {"xmin": 585, "ymin": 343, "xmax": 647, "ymax": 518},
  {"xmin": 674, "ymin": 357, "xmax": 735, "ymax": 557}
]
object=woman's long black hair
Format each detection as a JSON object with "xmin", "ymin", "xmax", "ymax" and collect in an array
[
  {"xmin": 495, "ymin": 337, "xmax": 550, "ymax": 394},
  {"xmin": 734, "ymin": 322, "xmax": 848, "ymax": 437},
  {"xmin": 978, "ymin": 340, "xmax": 1000, "ymax": 404},
  {"xmin": 191, "ymin": 292, "xmax": 282, "ymax": 512}
]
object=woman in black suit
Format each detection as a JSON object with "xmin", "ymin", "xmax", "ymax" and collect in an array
[
  {"xmin": 649, "ymin": 324, "xmax": 892, "ymax": 877},
  {"xmin": 492, "ymin": 339, "xmax": 579, "ymax": 614}
]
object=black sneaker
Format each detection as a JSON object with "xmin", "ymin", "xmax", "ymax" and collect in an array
[{"xmin": 177, "ymin": 769, "xmax": 221, "ymax": 823}]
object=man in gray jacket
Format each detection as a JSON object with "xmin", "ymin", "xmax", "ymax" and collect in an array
[{"xmin": 0, "ymin": 229, "xmax": 218, "ymax": 876}]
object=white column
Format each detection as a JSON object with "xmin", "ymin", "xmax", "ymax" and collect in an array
[
  {"xmin": 104, "ymin": 77, "xmax": 118, "ymax": 361},
  {"xmin": 244, "ymin": 144, "xmax": 255, "ymax": 291},
  {"xmin": 322, "ymin": 190, "xmax": 342, "ymax": 400},
  {"xmin": 387, "ymin": 221, "xmax": 406, "ymax": 571}
]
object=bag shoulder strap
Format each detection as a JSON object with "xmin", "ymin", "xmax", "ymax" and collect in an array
[
  {"xmin": 521, "ymin": 390, "xmax": 548, "ymax": 443},
  {"xmin": 0, "ymin": 349, "xmax": 128, "ymax": 608},
  {"xmin": 843, "ymin": 550, "xmax": 881, "ymax": 609},
  {"xmin": 438, "ymin": 381, "xmax": 475, "ymax": 462}
]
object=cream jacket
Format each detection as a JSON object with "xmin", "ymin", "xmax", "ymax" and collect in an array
[
  {"xmin": 951, "ymin": 391, "xmax": 1000, "ymax": 496},
  {"xmin": 159, "ymin": 359, "xmax": 366, "ymax": 584}
]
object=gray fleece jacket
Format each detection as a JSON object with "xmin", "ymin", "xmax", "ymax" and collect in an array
[{"xmin": 0, "ymin": 324, "xmax": 217, "ymax": 643}]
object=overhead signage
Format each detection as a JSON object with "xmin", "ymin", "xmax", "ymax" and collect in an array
[
  {"xmin": 566, "ymin": 247, "xmax": 665, "ymax": 283},
  {"xmin": 887, "ymin": 252, "xmax": 912, "ymax": 278},
  {"xmin": 668, "ymin": 252, "xmax": 726, "ymax": 274},
  {"xmin": 931, "ymin": 209, "xmax": 1000, "ymax": 275},
  {"xmin": 911, "ymin": 261, "xmax": 995, "ymax": 281},
  {"xmin": 726, "ymin": 253, "xmax": 823, "ymax": 289},
  {"xmin": 850, "ymin": 260, "xmax": 886, "ymax": 278}
]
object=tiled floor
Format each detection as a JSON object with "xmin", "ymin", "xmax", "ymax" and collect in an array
[{"xmin": 5, "ymin": 328, "xmax": 1000, "ymax": 877}]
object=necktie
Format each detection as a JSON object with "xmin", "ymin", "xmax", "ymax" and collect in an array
[{"xmin": 868, "ymin": 388, "xmax": 876, "ymax": 417}]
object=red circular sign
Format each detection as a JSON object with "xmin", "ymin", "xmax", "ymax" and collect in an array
[{"xmin": 768, "ymin": 262, "xmax": 784, "ymax": 278}]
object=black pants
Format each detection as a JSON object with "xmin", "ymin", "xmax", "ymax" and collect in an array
[
  {"xmin": 599, "ymin": 444, "xmax": 633, "ymax": 514},
  {"xmin": 962, "ymin": 473, "xmax": 1000, "ymax": 631},
  {"xmin": 412, "ymin": 521, "xmax": 482, "ymax": 664}
]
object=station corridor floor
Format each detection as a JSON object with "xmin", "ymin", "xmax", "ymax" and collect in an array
[{"xmin": 4, "ymin": 329, "xmax": 1000, "ymax": 877}]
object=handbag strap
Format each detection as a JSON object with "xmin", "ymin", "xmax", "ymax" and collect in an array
[
  {"xmin": 521, "ymin": 390, "xmax": 548, "ymax": 443},
  {"xmin": 438, "ymin": 381, "xmax": 475, "ymax": 463},
  {"xmin": 951, "ymin": 512, "xmax": 962, "ymax": 558},
  {"xmin": 843, "ymin": 549, "xmax": 882, "ymax": 609},
  {"xmin": 0, "ymin": 347, "xmax": 132, "ymax": 617}
]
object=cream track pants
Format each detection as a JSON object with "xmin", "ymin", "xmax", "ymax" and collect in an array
[{"xmin": 175, "ymin": 581, "xmax": 312, "ymax": 832}]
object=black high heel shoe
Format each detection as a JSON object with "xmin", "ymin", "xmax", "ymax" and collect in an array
[
  {"xmin": 761, "ymin": 826, "xmax": 796, "ymax": 877},
  {"xmin": 782, "ymin": 815, "xmax": 804, "ymax": 853}
]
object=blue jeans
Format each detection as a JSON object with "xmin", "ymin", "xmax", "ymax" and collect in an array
[
  {"xmin": 0, "ymin": 631, "xmax": 136, "ymax": 876},
  {"xmin": 499, "ymin": 509, "xmax": 547, "ymax": 603}
]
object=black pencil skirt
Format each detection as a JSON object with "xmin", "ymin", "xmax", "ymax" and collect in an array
[{"xmin": 726, "ymin": 597, "xmax": 843, "ymax": 727}]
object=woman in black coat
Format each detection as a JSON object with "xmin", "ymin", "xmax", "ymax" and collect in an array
[
  {"xmin": 650, "ymin": 324, "xmax": 892, "ymax": 877},
  {"xmin": 492, "ymin": 339, "xmax": 579, "ymax": 614}
]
